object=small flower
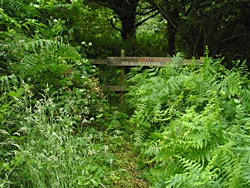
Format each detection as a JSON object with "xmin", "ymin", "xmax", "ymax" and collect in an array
[
  {"xmin": 81, "ymin": 119, "xmax": 88, "ymax": 124},
  {"xmin": 33, "ymin": 4, "xmax": 40, "ymax": 8}
]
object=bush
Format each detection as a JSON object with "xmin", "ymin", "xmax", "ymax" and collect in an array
[
  {"xmin": 126, "ymin": 53, "xmax": 250, "ymax": 187},
  {"xmin": 0, "ymin": 6, "xmax": 123, "ymax": 187}
]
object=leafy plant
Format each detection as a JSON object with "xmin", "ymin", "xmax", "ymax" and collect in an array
[
  {"xmin": 1, "ymin": 2, "xmax": 123, "ymax": 187},
  {"xmin": 126, "ymin": 53, "xmax": 250, "ymax": 187}
]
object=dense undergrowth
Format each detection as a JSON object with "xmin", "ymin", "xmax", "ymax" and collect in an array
[
  {"xmin": 126, "ymin": 53, "xmax": 250, "ymax": 187},
  {"xmin": 1, "ymin": 1, "xmax": 250, "ymax": 188},
  {"xmin": 0, "ymin": 74, "xmax": 146, "ymax": 187},
  {"xmin": 0, "ymin": 3, "xmax": 147, "ymax": 187}
]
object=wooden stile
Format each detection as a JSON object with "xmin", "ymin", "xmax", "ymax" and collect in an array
[
  {"xmin": 107, "ymin": 57, "xmax": 173, "ymax": 66},
  {"xmin": 89, "ymin": 59, "xmax": 107, "ymax": 65},
  {"xmin": 89, "ymin": 51, "xmax": 202, "ymax": 92},
  {"xmin": 90, "ymin": 57, "xmax": 195, "ymax": 66}
]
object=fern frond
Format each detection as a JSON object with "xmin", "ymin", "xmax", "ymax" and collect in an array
[
  {"xmin": 0, "ymin": 7, "xmax": 21, "ymax": 28},
  {"xmin": 165, "ymin": 156, "xmax": 223, "ymax": 188},
  {"xmin": 0, "ymin": 0, "xmax": 23, "ymax": 14},
  {"xmin": 44, "ymin": 3, "xmax": 72, "ymax": 11},
  {"xmin": 166, "ymin": 173, "xmax": 187, "ymax": 188},
  {"xmin": 23, "ymin": 39, "xmax": 81, "ymax": 62},
  {"xmin": 171, "ymin": 52, "xmax": 185, "ymax": 68},
  {"xmin": 134, "ymin": 128, "xmax": 147, "ymax": 147},
  {"xmin": 220, "ymin": 72, "xmax": 241, "ymax": 96},
  {"xmin": 145, "ymin": 142, "xmax": 159, "ymax": 156},
  {"xmin": 241, "ymin": 89, "xmax": 250, "ymax": 103},
  {"xmin": 180, "ymin": 157, "xmax": 202, "ymax": 174},
  {"xmin": 46, "ymin": 63, "xmax": 70, "ymax": 76},
  {"xmin": 242, "ymin": 161, "xmax": 250, "ymax": 186},
  {"xmin": 207, "ymin": 142, "xmax": 249, "ymax": 187},
  {"xmin": 127, "ymin": 53, "xmax": 250, "ymax": 187}
]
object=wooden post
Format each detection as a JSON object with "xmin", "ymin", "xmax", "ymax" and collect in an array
[{"xmin": 120, "ymin": 49, "xmax": 125, "ymax": 107}]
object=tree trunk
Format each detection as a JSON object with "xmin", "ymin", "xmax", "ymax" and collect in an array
[
  {"xmin": 114, "ymin": 0, "xmax": 138, "ymax": 41},
  {"xmin": 167, "ymin": 22, "xmax": 177, "ymax": 56},
  {"xmin": 119, "ymin": 12, "xmax": 137, "ymax": 41}
]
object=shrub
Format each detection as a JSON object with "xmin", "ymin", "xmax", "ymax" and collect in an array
[
  {"xmin": 0, "ymin": 6, "xmax": 119, "ymax": 187},
  {"xmin": 126, "ymin": 53, "xmax": 250, "ymax": 187}
]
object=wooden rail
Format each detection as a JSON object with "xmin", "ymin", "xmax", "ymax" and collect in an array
[
  {"xmin": 90, "ymin": 57, "xmax": 194, "ymax": 67},
  {"xmin": 90, "ymin": 54, "xmax": 202, "ymax": 92},
  {"xmin": 89, "ymin": 59, "xmax": 107, "ymax": 65}
]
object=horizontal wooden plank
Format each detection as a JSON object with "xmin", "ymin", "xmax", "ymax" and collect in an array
[
  {"xmin": 102, "ymin": 85, "xmax": 128, "ymax": 92},
  {"xmin": 89, "ymin": 59, "xmax": 108, "ymax": 65},
  {"xmin": 90, "ymin": 57, "xmax": 202, "ymax": 66},
  {"xmin": 107, "ymin": 57, "xmax": 173, "ymax": 66}
]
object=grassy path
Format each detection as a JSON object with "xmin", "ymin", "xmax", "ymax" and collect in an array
[{"xmin": 111, "ymin": 143, "xmax": 148, "ymax": 188}]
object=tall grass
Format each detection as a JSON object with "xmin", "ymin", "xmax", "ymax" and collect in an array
[{"xmin": 0, "ymin": 78, "xmax": 132, "ymax": 188}]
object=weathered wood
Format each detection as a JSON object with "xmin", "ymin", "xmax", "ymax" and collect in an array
[
  {"xmin": 90, "ymin": 57, "xmax": 200, "ymax": 66},
  {"xmin": 90, "ymin": 56, "xmax": 202, "ymax": 93},
  {"xmin": 119, "ymin": 50, "xmax": 126, "ymax": 106},
  {"xmin": 89, "ymin": 59, "xmax": 108, "ymax": 65},
  {"xmin": 107, "ymin": 57, "xmax": 173, "ymax": 66},
  {"xmin": 102, "ymin": 85, "xmax": 128, "ymax": 92}
]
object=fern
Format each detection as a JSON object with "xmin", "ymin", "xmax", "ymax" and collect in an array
[
  {"xmin": 0, "ymin": 0, "xmax": 23, "ymax": 16},
  {"xmin": 166, "ymin": 173, "xmax": 187, "ymax": 188},
  {"xmin": 127, "ymin": 54, "xmax": 189, "ymax": 136},
  {"xmin": 46, "ymin": 3, "xmax": 73, "ymax": 11},
  {"xmin": 165, "ymin": 157, "xmax": 222, "ymax": 188},
  {"xmin": 22, "ymin": 39, "xmax": 81, "ymax": 60},
  {"xmin": 241, "ymin": 89, "xmax": 250, "ymax": 103},
  {"xmin": 127, "ymin": 54, "xmax": 250, "ymax": 187},
  {"xmin": 1, "ymin": 0, "xmax": 40, "ymax": 21},
  {"xmin": 170, "ymin": 52, "xmax": 185, "ymax": 68},
  {"xmin": 0, "ymin": 7, "xmax": 21, "ymax": 29},
  {"xmin": 134, "ymin": 128, "xmax": 147, "ymax": 147},
  {"xmin": 143, "ymin": 141, "xmax": 160, "ymax": 157},
  {"xmin": 5, "ymin": 37, "xmax": 87, "ymax": 92},
  {"xmin": 217, "ymin": 71, "xmax": 241, "ymax": 97}
]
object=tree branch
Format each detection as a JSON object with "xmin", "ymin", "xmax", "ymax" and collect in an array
[
  {"xmin": 137, "ymin": 7, "xmax": 157, "ymax": 16},
  {"xmin": 135, "ymin": 12, "xmax": 159, "ymax": 27},
  {"xmin": 146, "ymin": 0, "xmax": 179, "ymax": 30},
  {"xmin": 108, "ymin": 18, "xmax": 122, "ymax": 33}
]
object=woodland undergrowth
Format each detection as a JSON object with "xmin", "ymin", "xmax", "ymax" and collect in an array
[
  {"xmin": 0, "ymin": 3, "xmax": 147, "ymax": 187},
  {"xmin": 126, "ymin": 52, "xmax": 250, "ymax": 188},
  {"xmin": 1, "ymin": 1, "xmax": 250, "ymax": 188}
]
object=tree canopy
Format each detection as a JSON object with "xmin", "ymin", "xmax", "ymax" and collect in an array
[{"xmin": 86, "ymin": 0, "xmax": 250, "ymax": 63}]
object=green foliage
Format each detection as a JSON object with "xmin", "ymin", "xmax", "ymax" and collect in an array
[
  {"xmin": 3, "ymin": 0, "xmax": 250, "ymax": 187},
  {"xmin": 126, "ymin": 53, "xmax": 250, "ymax": 187},
  {"xmin": 0, "ymin": 75, "xmax": 145, "ymax": 187},
  {"xmin": 0, "ymin": 2, "xmax": 151, "ymax": 187},
  {"xmin": 0, "ymin": 2, "xmax": 146, "ymax": 187},
  {"xmin": 136, "ymin": 14, "xmax": 167, "ymax": 57},
  {"xmin": 0, "ymin": 82, "xmax": 127, "ymax": 187}
]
